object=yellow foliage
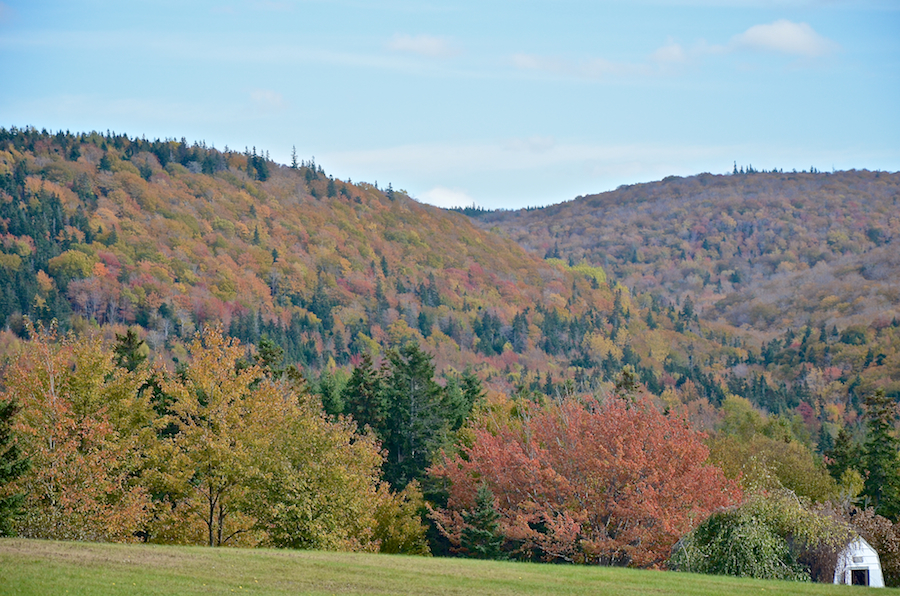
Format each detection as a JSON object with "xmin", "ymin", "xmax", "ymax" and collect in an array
[
  {"xmin": 582, "ymin": 332, "xmax": 623, "ymax": 361},
  {"xmin": 0, "ymin": 252, "xmax": 21, "ymax": 272}
]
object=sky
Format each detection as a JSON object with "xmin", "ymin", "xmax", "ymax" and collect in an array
[{"xmin": 1, "ymin": 1, "xmax": 898, "ymax": 210}]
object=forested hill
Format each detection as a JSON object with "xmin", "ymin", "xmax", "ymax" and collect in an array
[
  {"xmin": 475, "ymin": 170, "xmax": 900, "ymax": 336},
  {"xmin": 2, "ymin": 127, "xmax": 899, "ymax": 436},
  {"xmin": 5, "ymin": 128, "xmax": 900, "ymax": 568},
  {"xmin": 0, "ymin": 127, "xmax": 621, "ymax": 392}
]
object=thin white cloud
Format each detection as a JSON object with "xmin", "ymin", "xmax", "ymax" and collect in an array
[
  {"xmin": 503, "ymin": 136, "xmax": 557, "ymax": 153},
  {"xmin": 511, "ymin": 19, "xmax": 835, "ymax": 82},
  {"xmin": 387, "ymin": 34, "xmax": 458, "ymax": 59},
  {"xmin": 249, "ymin": 89, "xmax": 287, "ymax": 111},
  {"xmin": 650, "ymin": 42, "xmax": 688, "ymax": 65},
  {"xmin": 510, "ymin": 53, "xmax": 649, "ymax": 79},
  {"xmin": 418, "ymin": 187, "xmax": 477, "ymax": 209},
  {"xmin": 732, "ymin": 20, "xmax": 838, "ymax": 57}
]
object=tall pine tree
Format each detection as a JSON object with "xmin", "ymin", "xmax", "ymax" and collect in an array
[
  {"xmin": 862, "ymin": 389, "xmax": 900, "ymax": 520},
  {"xmin": 382, "ymin": 342, "xmax": 446, "ymax": 488},
  {"xmin": 0, "ymin": 399, "xmax": 29, "ymax": 535}
]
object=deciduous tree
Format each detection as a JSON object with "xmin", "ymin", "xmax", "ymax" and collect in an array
[
  {"xmin": 2, "ymin": 323, "xmax": 153, "ymax": 541},
  {"xmin": 430, "ymin": 393, "xmax": 741, "ymax": 567}
]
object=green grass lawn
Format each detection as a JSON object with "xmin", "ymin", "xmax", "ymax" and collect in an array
[{"xmin": 0, "ymin": 538, "xmax": 893, "ymax": 596}]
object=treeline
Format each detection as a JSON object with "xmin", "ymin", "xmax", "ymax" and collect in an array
[
  {"xmin": 1, "ymin": 312, "xmax": 900, "ymax": 582},
  {"xmin": 0, "ymin": 325, "xmax": 739, "ymax": 569},
  {"xmin": 0, "ymin": 325, "xmax": 436, "ymax": 552}
]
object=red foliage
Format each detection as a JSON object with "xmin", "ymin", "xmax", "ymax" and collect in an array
[{"xmin": 430, "ymin": 395, "xmax": 741, "ymax": 567}]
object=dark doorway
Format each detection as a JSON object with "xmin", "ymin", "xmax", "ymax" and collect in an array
[{"xmin": 851, "ymin": 569, "xmax": 869, "ymax": 586}]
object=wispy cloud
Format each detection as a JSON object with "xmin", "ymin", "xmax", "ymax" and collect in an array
[
  {"xmin": 510, "ymin": 19, "xmax": 836, "ymax": 81},
  {"xmin": 249, "ymin": 89, "xmax": 287, "ymax": 112},
  {"xmin": 650, "ymin": 42, "xmax": 688, "ymax": 65},
  {"xmin": 387, "ymin": 34, "xmax": 459, "ymax": 59},
  {"xmin": 418, "ymin": 187, "xmax": 477, "ymax": 208},
  {"xmin": 731, "ymin": 20, "xmax": 839, "ymax": 57},
  {"xmin": 510, "ymin": 53, "xmax": 650, "ymax": 79}
]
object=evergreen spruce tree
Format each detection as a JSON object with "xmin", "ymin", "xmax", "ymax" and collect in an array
[
  {"xmin": 460, "ymin": 484, "xmax": 506, "ymax": 560},
  {"xmin": 256, "ymin": 335, "xmax": 285, "ymax": 377},
  {"xmin": 861, "ymin": 389, "xmax": 900, "ymax": 520},
  {"xmin": 113, "ymin": 328, "xmax": 147, "ymax": 372},
  {"xmin": 0, "ymin": 399, "xmax": 29, "ymax": 536},
  {"xmin": 341, "ymin": 352, "xmax": 385, "ymax": 433},
  {"xmin": 826, "ymin": 426, "xmax": 860, "ymax": 481},
  {"xmin": 382, "ymin": 342, "xmax": 445, "ymax": 488}
]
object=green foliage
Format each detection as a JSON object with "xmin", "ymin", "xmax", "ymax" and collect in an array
[
  {"xmin": 381, "ymin": 342, "xmax": 450, "ymax": 489},
  {"xmin": 669, "ymin": 491, "xmax": 851, "ymax": 581},
  {"xmin": 709, "ymin": 396, "xmax": 841, "ymax": 501},
  {"xmin": 0, "ymin": 400, "xmax": 29, "ymax": 536},
  {"xmin": 113, "ymin": 328, "xmax": 148, "ymax": 372},
  {"xmin": 861, "ymin": 389, "xmax": 900, "ymax": 520},
  {"xmin": 372, "ymin": 481, "xmax": 431, "ymax": 555},
  {"xmin": 460, "ymin": 484, "xmax": 506, "ymax": 560}
]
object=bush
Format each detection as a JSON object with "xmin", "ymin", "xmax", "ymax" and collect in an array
[{"xmin": 670, "ymin": 491, "xmax": 851, "ymax": 581}]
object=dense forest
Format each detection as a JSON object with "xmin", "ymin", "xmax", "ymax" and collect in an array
[{"xmin": 1, "ymin": 127, "xmax": 899, "ymax": 582}]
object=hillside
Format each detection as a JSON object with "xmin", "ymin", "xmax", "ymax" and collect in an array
[
  {"xmin": 2, "ymin": 128, "xmax": 899, "ymax": 453},
  {"xmin": 473, "ymin": 171, "xmax": 900, "ymax": 411},
  {"xmin": 3, "ymin": 129, "xmax": 900, "ymax": 577},
  {"xmin": 476, "ymin": 170, "xmax": 900, "ymax": 334},
  {"xmin": 0, "ymin": 127, "xmax": 620, "ymax": 391}
]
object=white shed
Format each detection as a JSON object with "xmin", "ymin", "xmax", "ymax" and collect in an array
[{"xmin": 834, "ymin": 536, "xmax": 884, "ymax": 587}]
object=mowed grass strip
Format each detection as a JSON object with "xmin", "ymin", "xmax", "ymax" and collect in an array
[{"xmin": 0, "ymin": 538, "xmax": 893, "ymax": 596}]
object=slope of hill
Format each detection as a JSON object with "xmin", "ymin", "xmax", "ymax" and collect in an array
[
  {"xmin": 2, "ymin": 127, "xmax": 897, "ymax": 449},
  {"xmin": 0, "ymin": 127, "xmax": 620, "ymax": 390},
  {"xmin": 467, "ymin": 170, "xmax": 900, "ymax": 458},
  {"xmin": 475, "ymin": 170, "xmax": 900, "ymax": 334}
]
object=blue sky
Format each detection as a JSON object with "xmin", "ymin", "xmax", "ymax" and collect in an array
[{"xmin": 1, "ymin": 1, "xmax": 898, "ymax": 209}]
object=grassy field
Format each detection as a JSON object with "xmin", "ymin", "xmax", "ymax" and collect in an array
[{"xmin": 0, "ymin": 538, "xmax": 894, "ymax": 596}]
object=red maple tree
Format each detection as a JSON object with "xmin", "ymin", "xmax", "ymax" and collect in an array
[{"xmin": 430, "ymin": 394, "xmax": 741, "ymax": 567}]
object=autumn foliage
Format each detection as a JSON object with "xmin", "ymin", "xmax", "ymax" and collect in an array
[
  {"xmin": 0, "ymin": 325, "xmax": 429, "ymax": 552},
  {"xmin": 3, "ymin": 323, "xmax": 153, "ymax": 541},
  {"xmin": 429, "ymin": 393, "xmax": 741, "ymax": 567}
]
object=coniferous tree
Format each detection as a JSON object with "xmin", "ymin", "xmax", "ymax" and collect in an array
[
  {"xmin": 460, "ymin": 483, "xmax": 506, "ymax": 560},
  {"xmin": 113, "ymin": 328, "xmax": 148, "ymax": 372},
  {"xmin": 826, "ymin": 427, "xmax": 861, "ymax": 482},
  {"xmin": 0, "ymin": 399, "xmax": 29, "ymax": 536},
  {"xmin": 341, "ymin": 353, "xmax": 385, "ymax": 433},
  {"xmin": 382, "ymin": 342, "xmax": 445, "ymax": 488},
  {"xmin": 861, "ymin": 389, "xmax": 900, "ymax": 519},
  {"xmin": 256, "ymin": 335, "xmax": 285, "ymax": 377}
]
